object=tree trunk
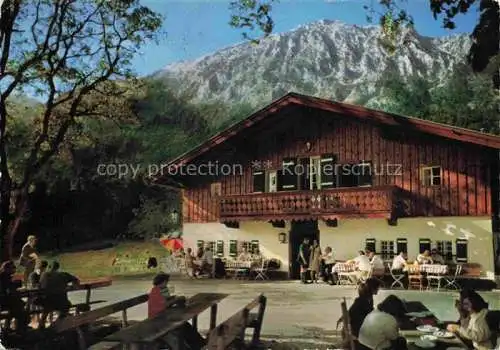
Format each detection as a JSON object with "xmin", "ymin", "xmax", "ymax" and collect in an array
[
  {"xmin": 0, "ymin": 98, "xmax": 11, "ymax": 261},
  {"xmin": 5, "ymin": 189, "xmax": 28, "ymax": 260}
]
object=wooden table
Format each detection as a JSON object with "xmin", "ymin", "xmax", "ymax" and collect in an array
[
  {"xmin": 103, "ymin": 292, "xmax": 228, "ymax": 348},
  {"xmin": 401, "ymin": 300, "xmax": 468, "ymax": 349},
  {"xmin": 17, "ymin": 277, "xmax": 112, "ymax": 308}
]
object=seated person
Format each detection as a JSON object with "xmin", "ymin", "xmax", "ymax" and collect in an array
[
  {"xmin": 430, "ymin": 249, "xmax": 445, "ymax": 264},
  {"xmin": 391, "ymin": 251, "xmax": 407, "ymax": 272},
  {"xmin": 237, "ymin": 247, "xmax": 252, "ymax": 261},
  {"xmin": 416, "ymin": 250, "xmax": 433, "ymax": 265},
  {"xmin": 347, "ymin": 251, "xmax": 371, "ymax": 281},
  {"xmin": 28, "ymin": 259, "xmax": 48, "ymax": 289},
  {"xmin": 321, "ymin": 246, "xmax": 336, "ymax": 284},
  {"xmin": 357, "ymin": 295, "xmax": 408, "ymax": 350},
  {"xmin": 366, "ymin": 249, "xmax": 384, "ymax": 276},
  {"xmin": 0, "ymin": 260, "xmax": 29, "ymax": 332},
  {"xmin": 184, "ymin": 248, "xmax": 197, "ymax": 277},
  {"xmin": 447, "ymin": 290, "xmax": 492, "ymax": 350},
  {"xmin": 39, "ymin": 261, "xmax": 79, "ymax": 323},
  {"xmin": 338, "ymin": 278, "xmax": 381, "ymax": 339},
  {"xmin": 199, "ymin": 247, "xmax": 214, "ymax": 276},
  {"xmin": 148, "ymin": 273, "xmax": 204, "ymax": 349}
]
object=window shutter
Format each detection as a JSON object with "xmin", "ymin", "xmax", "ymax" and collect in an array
[
  {"xmin": 281, "ymin": 158, "xmax": 297, "ymax": 190},
  {"xmin": 456, "ymin": 239, "xmax": 468, "ymax": 263},
  {"xmin": 229, "ymin": 240, "xmax": 238, "ymax": 257},
  {"xmin": 216, "ymin": 240, "xmax": 224, "ymax": 257},
  {"xmin": 419, "ymin": 238, "xmax": 431, "ymax": 253},
  {"xmin": 320, "ymin": 154, "xmax": 336, "ymax": 189},
  {"xmin": 358, "ymin": 161, "xmax": 373, "ymax": 186},
  {"xmin": 365, "ymin": 238, "xmax": 376, "ymax": 253},
  {"xmin": 396, "ymin": 238, "xmax": 407, "ymax": 254},
  {"xmin": 252, "ymin": 170, "xmax": 265, "ymax": 192},
  {"xmin": 298, "ymin": 158, "xmax": 310, "ymax": 190}
]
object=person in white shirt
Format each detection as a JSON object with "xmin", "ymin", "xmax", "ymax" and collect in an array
[
  {"xmin": 447, "ymin": 291, "xmax": 492, "ymax": 350},
  {"xmin": 237, "ymin": 247, "xmax": 252, "ymax": 261},
  {"xmin": 357, "ymin": 295, "xmax": 408, "ymax": 350},
  {"xmin": 200, "ymin": 247, "xmax": 214, "ymax": 276},
  {"xmin": 391, "ymin": 251, "xmax": 407, "ymax": 271},
  {"xmin": 416, "ymin": 250, "xmax": 433, "ymax": 264},
  {"xmin": 321, "ymin": 246, "xmax": 336, "ymax": 284},
  {"xmin": 366, "ymin": 249, "xmax": 384, "ymax": 276},
  {"xmin": 348, "ymin": 251, "xmax": 371, "ymax": 281}
]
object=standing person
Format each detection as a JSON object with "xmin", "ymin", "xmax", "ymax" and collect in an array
[
  {"xmin": 297, "ymin": 237, "xmax": 311, "ymax": 284},
  {"xmin": 309, "ymin": 240, "xmax": 322, "ymax": 283},
  {"xmin": 20, "ymin": 235, "xmax": 38, "ymax": 286}
]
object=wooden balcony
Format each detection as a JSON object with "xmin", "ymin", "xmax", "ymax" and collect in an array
[{"xmin": 219, "ymin": 186, "xmax": 399, "ymax": 222}]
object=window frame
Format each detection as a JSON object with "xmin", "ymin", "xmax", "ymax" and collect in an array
[
  {"xmin": 421, "ymin": 166, "xmax": 442, "ymax": 187},
  {"xmin": 380, "ymin": 240, "xmax": 395, "ymax": 260}
]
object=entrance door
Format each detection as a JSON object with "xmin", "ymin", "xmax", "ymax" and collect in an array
[{"xmin": 288, "ymin": 220, "xmax": 319, "ymax": 279}]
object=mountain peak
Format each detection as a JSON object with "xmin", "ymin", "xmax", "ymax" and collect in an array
[{"xmin": 158, "ymin": 21, "xmax": 470, "ymax": 107}]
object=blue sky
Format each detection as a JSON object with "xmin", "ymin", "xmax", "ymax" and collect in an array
[{"xmin": 133, "ymin": 0, "xmax": 479, "ymax": 76}]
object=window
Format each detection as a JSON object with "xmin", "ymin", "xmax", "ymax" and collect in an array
[
  {"xmin": 436, "ymin": 240, "xmax": 453, "ymax": 261},
  {"xmin": 356, "ymin": 161, "xmax": 373, "ymax": 187},
  {"xmin": 251, "ymin": 240, "xmax": 260, "ymax": 254},
  {"xmin": 338, "ymin": 163, "xmax": 358, "ymax": 187},
  {"xmin": 456, "ymin": 239, "xmax": 468, "ymax": 263},
  {"xmin": 419, "ymin": 238, "xmax": 431, "ymax": 253},
  {"xmin": 421, "ymin": 166, "xmax": 441, "ymax": 186},
  {"xmin": 381, "ymin": 240, "xmax": 395, "ymax": 260},
  {"xmin": 298, "ymin": 158, "xmax": 310, "ymax": 190},
  {"xmin": 278, "ymin": 158, "xmax": 298, "ymax": 191},
  {"xmin": 210, "ymin": 182, "xmax": 221, "ymax": 197},
  {"xmin": 310, "ymin": 156, "xmax": 321, "ymax": 190},
  {"xmin": 365, "ymin": 238, "xmax": 376, "ymax": 253},
  {"xmin": 216, "ymin": 240, "xmax": 224, "ymax": 257},
  {"xmin": 229, "ymin": 240, "xmax": 238, "ymax": 257},
  {"xmin": 252, "ymin": 169, "xmax": 265, "ymax": 192},
  {"xmin": 396, "ymin": 238, "xmax": 408, "ymax": 254}
]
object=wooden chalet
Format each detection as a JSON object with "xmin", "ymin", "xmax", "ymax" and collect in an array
[{"xmin": 160, "ymin": 92, "xmax": 500, "ymax": 279}]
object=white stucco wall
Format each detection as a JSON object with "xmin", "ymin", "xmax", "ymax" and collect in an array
[{"xmin": 182, "ymin": 217, "xmax": 494, "ymax": 277}]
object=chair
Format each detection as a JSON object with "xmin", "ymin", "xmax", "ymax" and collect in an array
[
  {"xmin": 254, "ymin": 259, "xmax": 269, "ymax": 280},
  {"xmin": 387, "ymin": 263, "xmax": 404, "ymax": 289},
  {"xmin": 426, "ymin": 265, "xmax": 448, "ymax": 292},
  {"xmin": 444, "ymin": 264, "xmax": 462, "ymax": 290},
  {"xmin": 339, "ymin": 297, "xmax": 356, "ymax": 350},
  {"xmin": 407, "ymin": 265, "xmax": 423, "ymax": 290},
  {"xmin": 336, "ymin": 263, "xmax": 357, "ymax": 285}
]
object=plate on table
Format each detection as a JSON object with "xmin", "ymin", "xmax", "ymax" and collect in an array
[
  {"xmin": 417, "ymin": 325, "xmax": 439, "ymax": 333},
  {"xmin": 421, "ymin": 335, "xmax": 437, "ymax": 342},
  {"xmin": 434, "ymin": 330, "xmax": 454, "ymax": 338},
  {"xmin": 414, "ymin": 339, "xmax": 435, "ymax": 348},
  {"xmin": 407, "ymin": 311, "xmax": 434, "ymax": 318}
]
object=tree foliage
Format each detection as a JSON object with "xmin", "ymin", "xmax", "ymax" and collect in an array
[{"xmin": 0, "ymin": 0, "xmax": 162, "ymax": 258}]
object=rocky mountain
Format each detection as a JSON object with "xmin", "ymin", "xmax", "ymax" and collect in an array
[{"xmin": 158, "ymin": 20, "xmax": 471, "ymax": 107}]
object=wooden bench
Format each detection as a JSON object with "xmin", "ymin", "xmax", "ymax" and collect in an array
[
  {"xmin": 52, "ymin": 293, "xmax": 152, "ymax": 350},
  {"xmin": 205, "ymin": 294, "xmax": 266, "ymax": 350},
  {"xmin": 87, "ymin": 294, "xmax": 188, "ymax": 350},
  {"xmin": 98, "ymin": 293, "xmax": 228, "ymax": 349}
]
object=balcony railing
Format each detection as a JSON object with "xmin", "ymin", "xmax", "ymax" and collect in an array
[{"xmin": 219, "ymin": 185, "xmax": 399, "ymax": 221}]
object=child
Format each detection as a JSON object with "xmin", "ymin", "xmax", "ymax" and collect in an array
[{"xmin": 148, "ymin": 272, "xmax": 176, "ymax": 318}]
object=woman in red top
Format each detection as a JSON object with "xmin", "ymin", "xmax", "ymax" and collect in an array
[{"xmin": 148, "ymin": 273, "xmax": 171, "ymax": 318}]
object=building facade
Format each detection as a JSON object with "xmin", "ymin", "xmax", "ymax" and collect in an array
[{"xmin": 161, "ymin": 93, "xmax": 500, "ymax": 279}]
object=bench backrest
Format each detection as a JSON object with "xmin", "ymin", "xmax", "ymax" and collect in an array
[
  {"xmin": 205, "ymin": 294, "xmax": 266, "ymax": 350},
  {"xmin": 52, "ymin": 293, "xmax": 149, "ymax": 333}
]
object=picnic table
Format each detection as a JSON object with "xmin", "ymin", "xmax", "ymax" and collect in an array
[
  {"xmin": 401, "ymin": 300, "xmax": 468, "ymax": 349},
  {"xmin": 103, "ymin": 292, "xmax": 228, "ymax": 347},
  {"xmin": 18, "ymin": 277, "xmax": 112, "ymax": 305}
]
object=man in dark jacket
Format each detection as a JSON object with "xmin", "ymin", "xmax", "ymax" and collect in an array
[{"xmin": 40, "ymin": 261, "xmax": 79, "ymax": 321}]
